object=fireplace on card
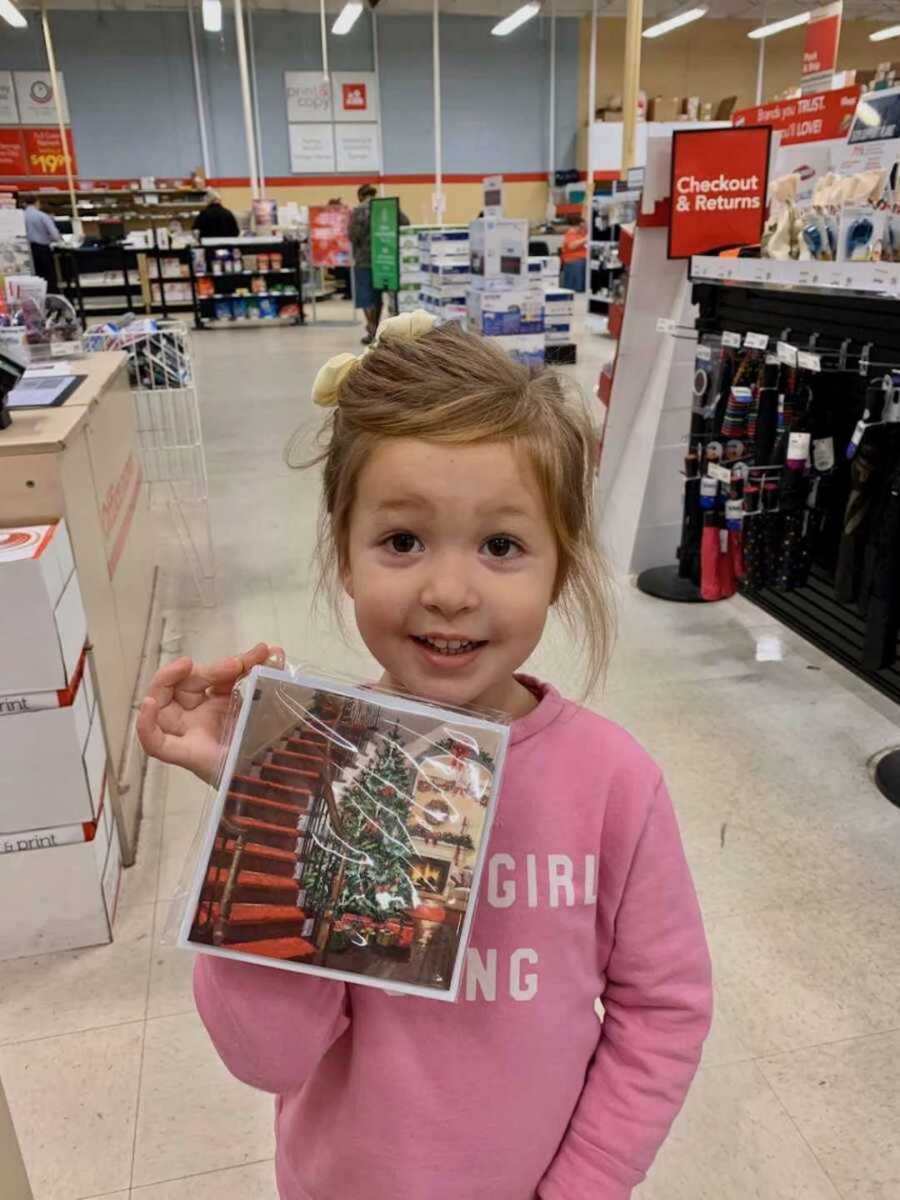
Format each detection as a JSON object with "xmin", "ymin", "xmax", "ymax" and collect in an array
[{"xmin": 410, "ymin": 855, "xmax": 452, "ymax": 896}]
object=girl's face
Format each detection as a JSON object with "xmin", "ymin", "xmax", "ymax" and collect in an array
[{"xmin": 343, "ymin": 437, "xmax": 559, "ymax": 718}]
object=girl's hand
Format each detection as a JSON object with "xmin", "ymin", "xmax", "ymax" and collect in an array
[{"xmin": 137, "ymin": 643, "xmax": 284, "ymax": 784}]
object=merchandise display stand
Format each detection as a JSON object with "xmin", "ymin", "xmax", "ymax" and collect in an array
[
  {"xmin": 56, "ymin": 243, "xmax": 195, "ymax": 321},
  {"xmin": 192, "ymin": 236, "xmax": 306, "ymax": 330},
  {"xmin": 685, "ymin": 276, "xmax": 900, "ymax": 709},
  {"xmin": 84, "ymin": 321, "xmax": 216, "ymax": 606},
  {"xmin": 587, "ymin": 189, "xmax": 635, "ymax": 331}
]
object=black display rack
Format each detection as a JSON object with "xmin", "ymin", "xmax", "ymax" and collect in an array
[{"xmin": 693, "ymin": 278, "xmax": 900, "ymax": 709}]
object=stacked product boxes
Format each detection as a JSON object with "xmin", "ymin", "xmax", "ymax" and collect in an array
[
  {"xmin": 398, "ymin": 224, "xmax": 427, "ymax": 313},
  {"xmin": 544, "ymin": 286, "xmax": 577, "ymax": 363},
  {"xmin": 466, "ymin": 217, "xmax": 545, "ymax": 368},
  {"xmin": 0, "ymin": 521, "xmax": 121, "ymax": 960},
  {"xmin": 420, "ymin": 226, "xmax": 470, "ymax": 324}
]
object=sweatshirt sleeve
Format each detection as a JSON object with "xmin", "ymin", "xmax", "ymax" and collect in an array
[
  {"xmin": 538, "ymin": 777, "xmax": 713, "ymax": 1200},
  {"xmin": 193, "ymin": 953, "xmax": 351, "ymax": 1095}
]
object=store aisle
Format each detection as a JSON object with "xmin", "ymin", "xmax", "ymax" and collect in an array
[{"xmin": 2, "ymin": 310, "xmax": 900, "ymax": 1200}]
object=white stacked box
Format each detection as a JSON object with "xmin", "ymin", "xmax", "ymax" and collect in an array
[
  {"xmin": 419, "ymin": 227, "xmax": 470, "ymax": 323},
  {"xmin": 544, "ymin": 286, "xmax": 576, "ymax": 347},
  {"xmin": 528, "ymin": 255, "xmax": 561, "ymax": 287},
  {"xmin": 0, "ymin": 521, "xmax": 119, "ymax": 959},
  {"xmin": 468, "ymin": 218, "xmax": 545, "ymax": 366},
  {"xmin": 398, "ymin": 226, "xmax": 426, "ymax": 313}
]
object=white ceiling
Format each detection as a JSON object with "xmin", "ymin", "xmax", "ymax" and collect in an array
[{"xmin": 21, "ymin": 0, "xmax": 900, "ymax": 23}]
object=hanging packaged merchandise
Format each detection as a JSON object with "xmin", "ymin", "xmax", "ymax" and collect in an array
[
  {"xmin": 164, "ymin": 664, "xmax": 511, "ymax": 1002},
  {"xmin": 837, "ymin": 208, "xmax": 888, "ymax": 263},
  {"xmin": 692, "ymin": 336, "xmax": 732, "ymax": 421},
  {"xmin": 699, "ymin": 475, "xmax": 719, "ymax": 509}
]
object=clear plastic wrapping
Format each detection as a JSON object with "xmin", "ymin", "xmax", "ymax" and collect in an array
[{"xmin": 165, "ymin": 663, "xmax": 511, "ymax": 1002}]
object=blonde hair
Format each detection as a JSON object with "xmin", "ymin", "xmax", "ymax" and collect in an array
[{"xmin": 302, "ymin": 322, "xmax": 615, "ymax": 696}]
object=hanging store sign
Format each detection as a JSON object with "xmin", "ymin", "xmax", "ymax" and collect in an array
[
  {"xmin": 0, "ymin": 130, "xmax": 26, "ymax": 175},
  {"xmin": 668, "ymin": 126, "xmax": 771, "ymax": 260},
  {"xmin": 288, "ymin": 123, "xmax": 336, "ymax": 173},
  {"xmin": 0, "ymin": 72, "xmax": 19, "ymax": 126},
  {"xmin": 732, "ymin": 86, "xmax": 859, "ymax": 146},
  {"xmin": 335, "ymin": 123, "xmax": 381, "ymax": 173},
  {"xmin": 801, "ymin": 1, "xmax": 843, "ymax": 94},
  {"xmin": 371, "ymin": 196, "xmax": 400, "ymax": 292},
  {"xmin": 332, "ymin": 72, "xmax": 379, "ymax": 122},
  {"xmin": 13, "ymin": 71, "xmax": 70, "ymax": 126},
  {"xmin": 285, "ymin": 72, "xmax": 333, "ymax": 123},
  {"xmin": 836, "ymin": 86, "xmax": 900, "ymax": 176},
  {"xmin": 22, "ymin": 128, "xmax": 77, "ymax": 177}
]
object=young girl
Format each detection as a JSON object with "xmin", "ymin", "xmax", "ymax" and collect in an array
[{"xmin": 138, "ymin": 312, "xmax": 712, "ymax": 1200}]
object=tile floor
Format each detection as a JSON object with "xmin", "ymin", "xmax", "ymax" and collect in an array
[{"xmin": 2, "ymin": 300, "xmax": 900, "ymax": 1199}]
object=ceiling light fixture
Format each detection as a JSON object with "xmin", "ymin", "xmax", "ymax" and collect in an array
[
  {"xmin": 870, "ymin": 23, "xmax": 900, "ymax": 42},
  {"xmin": 643, "ymin": 5, "xmax": 708, "ymax": 39},
  {"xmin": 491, "ymin": 2, "xmax": 541, "ymax": 37},
  {"xmin": 0, "ymin": 0, "xmax": 27, "ymax": 28},
  {"xmin": 202, "ymin": 0, "xmax": 223, "ymax": 33},
  {"xmin": 332, "ymin": 1, "xmax": 363, "ymax": 34},
  {"xmin": 748, "ymin": 11, "xmax": 810, "ymax": 39}
]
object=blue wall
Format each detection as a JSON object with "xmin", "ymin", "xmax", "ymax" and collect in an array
[{"xmin": 2, "ymin": 8, "xmax": 580, "ymax": 179}]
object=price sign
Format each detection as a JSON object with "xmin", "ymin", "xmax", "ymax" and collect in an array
[{"xmin": 22, "ymin": 127, "xmax": 77, "ymax": 177}]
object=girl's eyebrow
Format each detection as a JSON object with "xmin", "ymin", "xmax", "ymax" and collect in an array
[{"xmin": 374, "ymin": 497, "xmax": 534, "ymax": 521}]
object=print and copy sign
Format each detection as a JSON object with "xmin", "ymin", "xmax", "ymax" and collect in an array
[
  {"xmin": 285, "ymin": 72, "xmax": 333, "ymax": 123},
  {"xmin": 288, "ymin": 123, "xmax": 336, "ymax": 174},
  {"xmin": 0, "ymin": 72, "xmax": 18, "ymax": 125},
  {"xmin": 668, "ymin": 125, "xmax": 771, "ymax": 259},
  {"xmin": 801, "ymin": 1, "xmax": 843, "ymax": 94},
  {"xmin": 332, "ymin": 71, "xmax": 379, "ymax": 122},
  {"xmin": 335, "ymin": 124, "xmax": 381, "ymax": 173}
]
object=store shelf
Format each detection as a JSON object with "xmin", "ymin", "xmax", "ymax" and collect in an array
[
  {"xmin": 205, "ymin": 292, "xmax": 297, "ymax": 299},
  {"xmin": 203, "ymin": 317, "xmax": 299, "ymax": 329},
  {"xmin": 691, "ymin": 255, "xmax": 900, "ymax": 299},
  {"xmin": 199, "ymin": 269, "xmax": 293, "ymax": 277}
]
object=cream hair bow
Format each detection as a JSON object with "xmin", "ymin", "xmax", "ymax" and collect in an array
[{"xmin": 311, "ymin": 309, "xmax": 437, "ymax": 408}]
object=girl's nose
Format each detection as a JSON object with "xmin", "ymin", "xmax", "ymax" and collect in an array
[{"xmin": 419, "ymin": 555, "xmax": 479, "ymax": 618}]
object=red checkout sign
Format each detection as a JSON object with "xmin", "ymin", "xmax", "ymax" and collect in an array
[{"xmin": 668, "ymin": 126, "xmax": 772, "ymax": 260}]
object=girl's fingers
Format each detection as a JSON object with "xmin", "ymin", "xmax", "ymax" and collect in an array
[
  {"xmin": 146, "ymin": 656, "xmax": 197, "ymax": 709},
  {"xmin": 206, "ymin": 642, "xmax": 280, "ymax": 695},
  {"xmin": 137, "ymin": 697, "xmax": 190, "ymax": 768}
]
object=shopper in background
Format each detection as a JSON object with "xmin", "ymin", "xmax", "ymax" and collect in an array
[
  {"xmin": 560, "ymin": 216, "xmax": 588, "ymax": 293},
  {"xmin": 349, "ymin": 183, "xmax": 410, "ymax": 344},
  {"xmin": 22, "ymin": 194, "xmax": 62, "ymax": 291},
  {"xmin": 138, "ymin": 313, "xmax": 712, "ymax": 1200},
  {"xmin": 193, "ymin": 190, "xmax": 240, "ymax": 240}
]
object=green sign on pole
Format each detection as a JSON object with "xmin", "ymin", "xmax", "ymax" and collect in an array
[{"xmin": 370, "ymin": 196, "xmax": 400, "ymax": 293}]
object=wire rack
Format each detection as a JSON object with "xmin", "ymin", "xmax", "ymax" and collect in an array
[{"xmin": 84, "ymin": 319, "xmax": 216, "ymax": 605}]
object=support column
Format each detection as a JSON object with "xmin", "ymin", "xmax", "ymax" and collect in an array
[
  {"xmin": 621, "ymin": 0, "xmax": 644, "ymax": 180},
  {"xmin": 40, "ymin": 1, "xmax": 77, "ymax": 224},
  {"xmin": 433, "ymin": 0, "xmax": 443, "ymax": 225},
  {"xmin": 233, "ymin": 0, "xmax": 260, "ymax": 200},
  {"xmin": 586, "ymin": 0, "xmax": 597, "ymax": 193},
  {"xmin": 187, "ymin": 0, "xmax": 212, "ymax": 179}
]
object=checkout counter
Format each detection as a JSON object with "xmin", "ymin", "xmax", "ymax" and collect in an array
[{"xmin": 0, "ymin": 351, "xmax": 160, "ymax": 863}]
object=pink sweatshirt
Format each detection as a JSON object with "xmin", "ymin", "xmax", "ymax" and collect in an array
[{"xmin": 194, "ymin": 678, "xmax": 712, "ymax": 1200}]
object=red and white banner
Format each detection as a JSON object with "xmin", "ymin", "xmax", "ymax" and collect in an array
[
  {"xmin": 668, "ymin": 126, "xmax": 771, "ymax": 260},
  {"xmin": 732, "ymin": 85, "xmax": 859, "ymax": 146},
  {"xmin": 802, "ymin": 1, "xmax": 843, "ymax": 93}
]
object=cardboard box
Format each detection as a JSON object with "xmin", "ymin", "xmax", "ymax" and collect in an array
[
  {"xmin": 0, "ymin": 778, "xmax": 118, "ymax": 960},
  {"xmin": 648, "ymin": 96, "xmax": 682, "ymax": 122},
  {"xmin": 0, "ymin": 521, "xmax": 87, "ymax": 697},
  {"xmin": 0, "ymin": 660, "xmax": 107, "ymax": 832},
  {"xmin": 468, "ymin": 286, "xmax": 545, "ymax": 336},
  {"xmin": 469, "ymin": 218, "xmax": 529, "ymax": 286},
  {"xmin": 683, "ymin": 96, "xmax": 701, "ymax": 120},
  {"xmin": 599, "ymin": 109, "xmax": 623, "ymax": 123}
]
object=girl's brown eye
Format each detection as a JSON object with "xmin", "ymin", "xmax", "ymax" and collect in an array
[
  {"xmin": 484, "ymin": 536, "xmax": 519, "ymax": 558},
  {"xmin": 389, "ymin": 533, "xmax": 418, "ymax": 553}
]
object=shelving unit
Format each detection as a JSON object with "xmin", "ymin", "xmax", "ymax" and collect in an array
[
  {"xmin": 192, "ymin": 237, "xmax": 306, "ymax": 330},
  {"xmin": 55, "ymin": 244, "xmax": 196, "ymax": 322},
  {"xmin": 36, "ymin": 184, "xmax": 206, "ymax": 238},
  {"xmin": 588, "ymin": 189, "xmax": 637, "ymax": 329}
]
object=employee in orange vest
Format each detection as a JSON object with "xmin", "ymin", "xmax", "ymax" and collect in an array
[{"xmin": 560, "ymin": 218, "xmax": 588, "ymax": 293}]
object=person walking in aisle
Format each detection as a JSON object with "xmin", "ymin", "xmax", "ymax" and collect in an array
[
  {"xmin": 560, "ymin": 216, "xmax": 588, "ymax": 293},
  {"xmin": 138, "ymin": 312, "xmax": 712, "ymax": 1200},
  {"xmin": 349, "ymin": 183, "xmax": 410, "ymax": 343},
  {"xmin": 193, "ymin": 190, "xmax": 240, "ymax": 240},
  {"xmin": 22, "ymin": 194, "xmax": 61, "ymax": 291}
]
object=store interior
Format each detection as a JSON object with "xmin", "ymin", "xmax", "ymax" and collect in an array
[{"xmin": 2, "ymin": 0, "xmax": 900, "ymax": 1197}]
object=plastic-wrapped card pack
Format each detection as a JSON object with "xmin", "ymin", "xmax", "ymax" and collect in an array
[{"xmin": 174, "ymin": 666, "xmax": 510, "ymax": 1002}]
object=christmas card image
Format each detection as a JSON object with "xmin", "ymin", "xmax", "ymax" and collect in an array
[{"xmin": 178, "ymin": 667, "xmax": 509, "ymax": 1001}]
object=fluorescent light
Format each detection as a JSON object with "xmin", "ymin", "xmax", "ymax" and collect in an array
[
  {"xmin": 202, "ymin": 0, "xmax": 222, "ymax": 33},
  {"xmin": 748, "ymin": 11, "xmax": 810, "ymax": 39},
  {"xmin": 643, "ymin": 6, "xmax": 707, "ymax": 38},
  {"xmin": 492, "ymin": 2, "xmax": 540, "ymax": 37},
  {"xmin": 856, "ymin": 100, "xmax": 881, "ymax": 127},
  {"xmin": 332, "ymin": 1, "xmax": 363, "ymax": 34},
  {"xmin": 870, "ymin": 24, "xmax": 900, "ymax": 42},
  {"xmin": 0, "ymin": 0, "xmax": 27, "ymax": 27}
]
